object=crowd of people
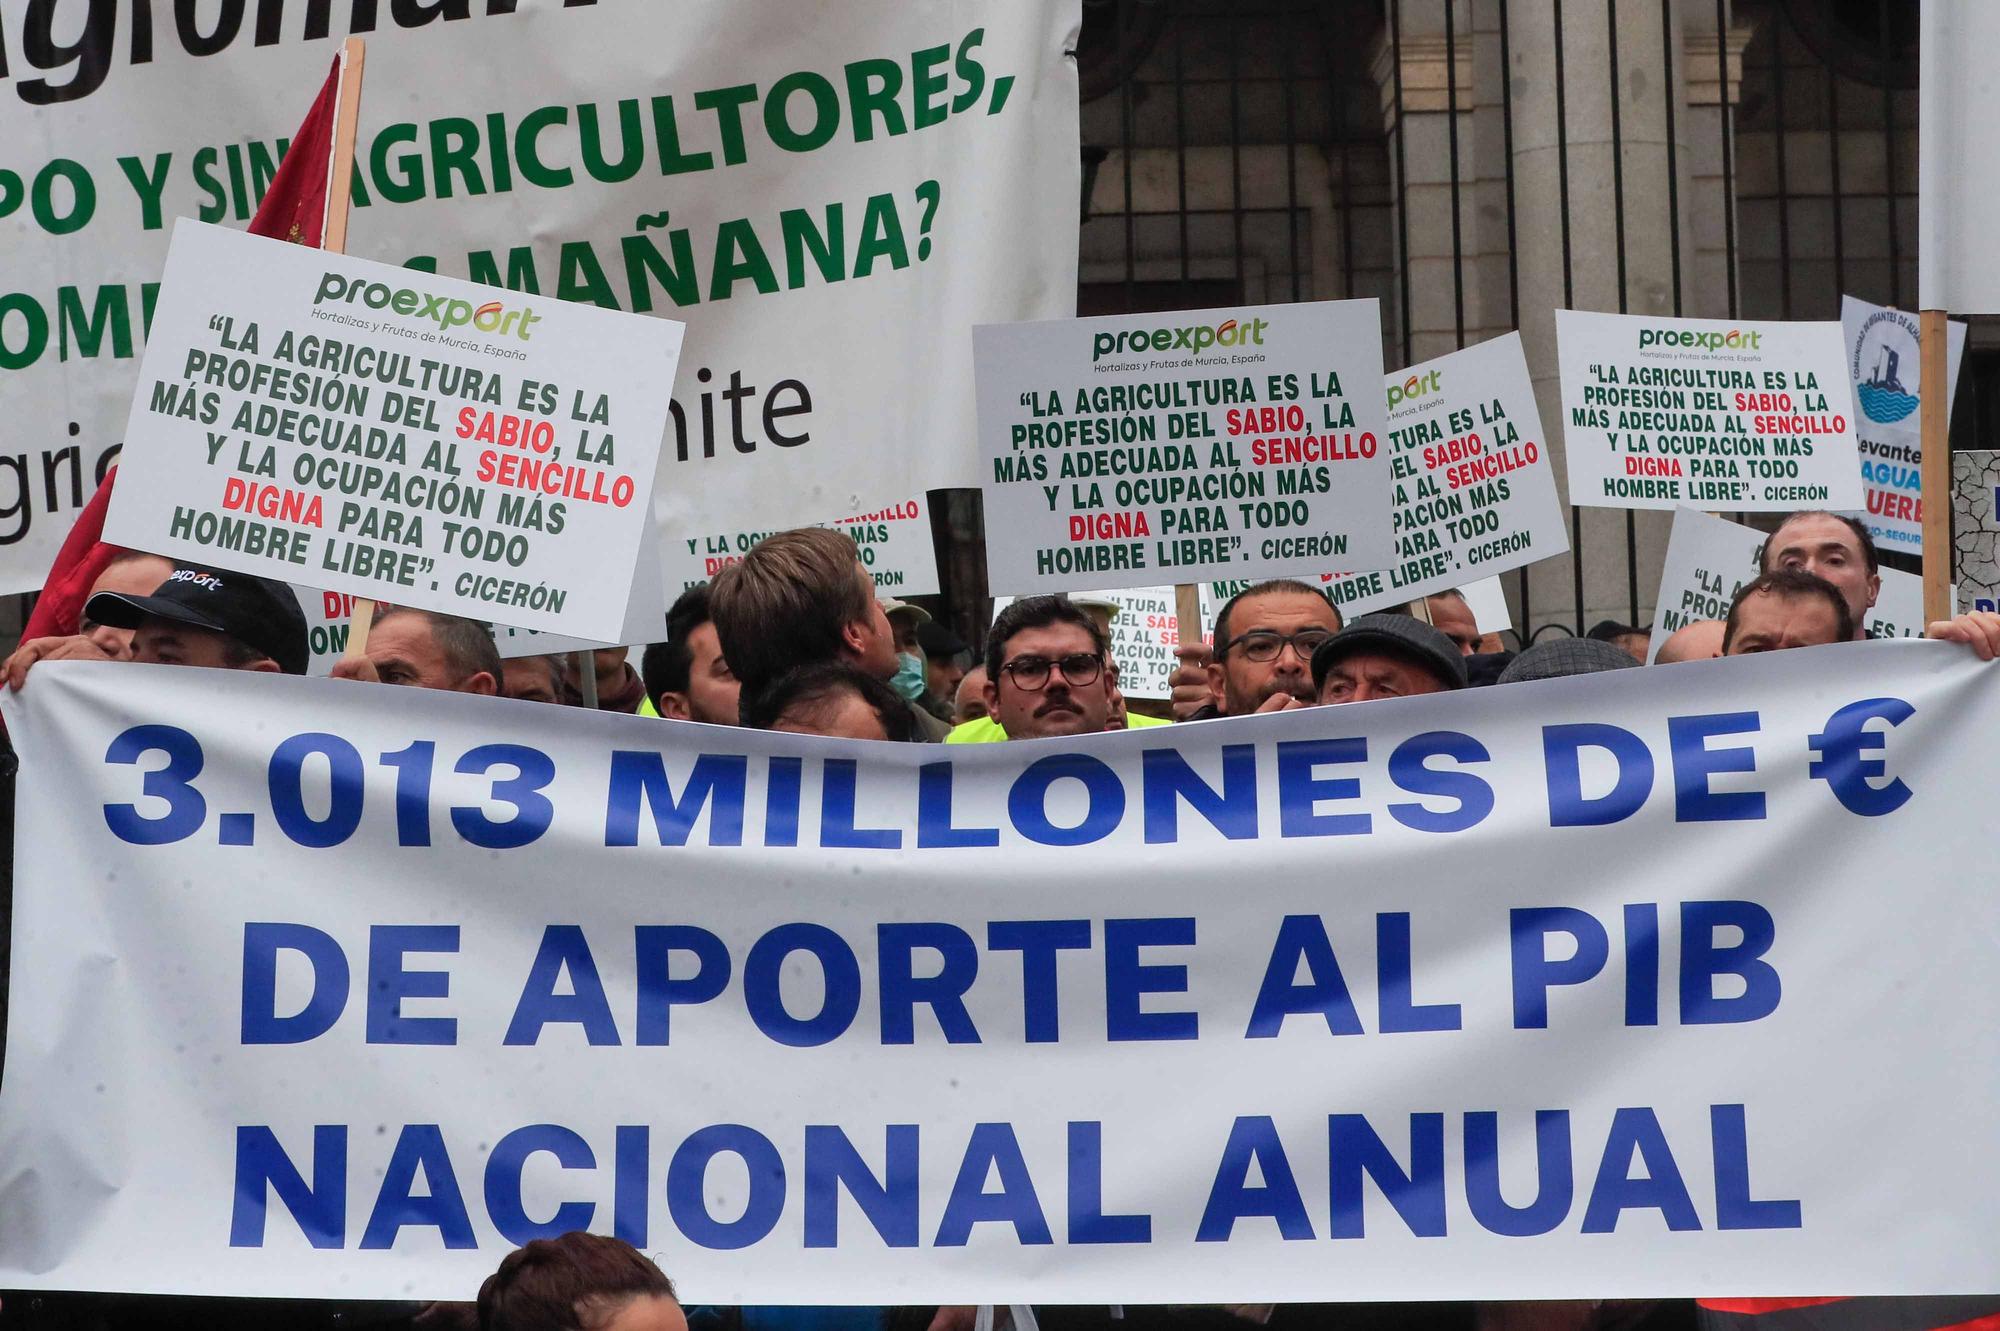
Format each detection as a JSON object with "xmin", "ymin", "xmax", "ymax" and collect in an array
[
  {"xmin": 9, "ymin": 508, "xmax": 1994, "ymax": 743},
  {"xmin": 0, "ymin": 507, "xmax": 1996, "ymax": 1331}
]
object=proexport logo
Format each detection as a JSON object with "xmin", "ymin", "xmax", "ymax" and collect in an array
[
  {"xmin": 1637, "ymin": 326, "xmax": 1761, "ymax": 353},
  {"xmin": 1386, "ymin": 367, "xmax": 1442, "ymax": 408},
  {"xmin": 1092, "ymin": 315, "xmax": 1268, "ymax": 361},
  {"xmin": 314, "ymin": 272, "xmax": 542, "ymax": 340}
]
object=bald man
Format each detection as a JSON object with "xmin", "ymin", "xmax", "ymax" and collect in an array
[{"xmin": 1654, "ymin": 619, "xmax": 1724, "ymax": 664}]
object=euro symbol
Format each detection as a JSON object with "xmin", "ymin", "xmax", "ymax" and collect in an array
[{"xmin": 1807, "ymin": 697, "xmax": 1914, "ymax": 817}]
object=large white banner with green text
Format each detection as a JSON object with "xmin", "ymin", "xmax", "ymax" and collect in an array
[{"xmin": 0, "ymin": 0, "xmax": 1080, "ymax": 594}]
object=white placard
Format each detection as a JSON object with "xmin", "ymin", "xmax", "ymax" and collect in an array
[
  {"xmin": 663, "ymin": 497, "xmax": 942, "ymax": 598},
  {"xmin": 297, "ymin": 509, "xmax": 672, "ymax": 671},
  {"xmin": 4, "ymin": 655, "xmax": 2000, "ymax": 1301},
  {"xmin": 104, "ymin": 221, "xmax": 682, "ymax": 641},
  {"xmin": 1646, "ymin": 508, "xmax": 1931, "ymax": 661},
  {"xmin": 1838, "ymin": 295, "xmax": 1967, "ymax": 552},
  {"xmin": 0, "ymin": 2, "xmax": 1081, "ymax": 598},
  {"xmin": 1457, "ymin": 575, "xmax": 1513, "ymax": 637},
  {"xmin": 1556, "ymin": 311, "xmax": 1862, "ymax": 512},
  {"xmin": 976, "ymin": 301, "xmax": 1393, "ymax": 592},
  {"xmin": 1312, "ymin": 335, "xmax": 1566, "ymax": 611}
]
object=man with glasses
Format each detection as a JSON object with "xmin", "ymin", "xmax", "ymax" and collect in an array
[
  {"xmin": 1175, "ymin": 579, "xmax": 1344, "ymax": 720},
  {"xmin": 975, "ymin": 595, "xmax": 1114, "ymax": 741}
]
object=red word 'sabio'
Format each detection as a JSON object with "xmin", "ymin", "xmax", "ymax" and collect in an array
[{"xmin": 457, "ymin": 409, "xmax": 554, "ymax": 452}]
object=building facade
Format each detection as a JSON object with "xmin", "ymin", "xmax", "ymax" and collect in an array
[{"xmin": 940, "ymin": 0, "xmax": 1960, "ymax": 640}]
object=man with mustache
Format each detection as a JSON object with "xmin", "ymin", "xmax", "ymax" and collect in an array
[{"xmin": 979, "ymin": 594, "xmax": 1114, "ymax": 740}]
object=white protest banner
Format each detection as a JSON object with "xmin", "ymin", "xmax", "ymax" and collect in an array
[
  {"xmin": 0, "ymin": 2, "xmax": 1079, "ymax": 595},
  {"xmin": 5, "ymin": 656, "xmax": 2000, "ymax": 1301},
  {"xmin": 1556, "ymin": 311, "xmax": 1862, "ymax": 512},
  {"xmin": 104, "ymin": 220, "xmax": 682, "ymax": 641},
  {"xmin": 993, "ymin": 587, "xmax": 1183, "ymax": 698},
  {"xmin": 664, "ymin": 498, "xmax": 942, "ymax": 598},
  {"xmin": 1647, "ymin": 508, "xmax": 1931, "ymax": 661},
  {"xmin": 1179, "ymin": 334, "xmax": 1558, "ymax": 638},
  {"xmin": 977, "ymin": 301, "xmax": 1393, "ymax": 593},
  {"xmin": 296, "ymin": 587, "xmax": 358, "ymax": 675},
  {"xmin": 1839, "ymin": 296, "xmax": 1966, "ymax": 551},
  {"xmin": 1311, "ymin": 335, "xmax": 1565, "ymax": 613}
]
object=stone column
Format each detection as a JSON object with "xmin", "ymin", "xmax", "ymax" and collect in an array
[
  {"xmin": 1684, "ymin": 3, "xmax": 1756, "ymax": 320},
  {"xmin": 1372, "ymin": 0, "xmax": 1492, "ymax": 365},
  {"xmin": 1503, "ymin": 0, "xmax": 1714, "ymax": 633}
]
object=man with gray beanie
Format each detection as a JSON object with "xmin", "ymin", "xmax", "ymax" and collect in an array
[{"xmin": 1311, "ymin": 613, "xmax": 1467, "ymax": 705}]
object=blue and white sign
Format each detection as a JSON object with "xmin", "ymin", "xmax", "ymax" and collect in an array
[
  {"xmin": 2, "ymin": 656, "xmax": 1998, "ymax": 1302},
  {"xmin": 1839, "ymin": 295, "xmax": 1967, "ymax": 552}
]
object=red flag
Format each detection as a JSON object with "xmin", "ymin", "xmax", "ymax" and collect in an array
[
  {"xmin": 20, "ymin": 57, "xmax": 342, "ymax": 643},
  {"xmin": 19, "ymin": 466, "xmax": 121, "ymax": 642},
  {"xmin": 248, "ymin": 53, "xmax": 343, "ymax": 245}
]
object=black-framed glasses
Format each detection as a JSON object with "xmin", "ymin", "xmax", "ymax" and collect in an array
[
  {"xmin": 1002, "ymin": 652, "xmax": 1104, "ymax": 690},
  {"xmin": 1219, "ymin": 628, "xmax": 1334, "ymax": 663}
]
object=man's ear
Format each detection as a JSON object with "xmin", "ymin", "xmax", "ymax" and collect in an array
[
  {"xmin": 464, "ymin": 671, "xmax": 498, "ymax": 697},
  {"xmin": 982, "ymin": 678, "xmax": 1001, "ymax": 717},
  {"xmin": 247, "ymin": 658, "xmax": 282, "ymax": 674},
  {"xmin": 656, "ymin": 690, "xmax": 693, "ymax": 721},
  {"xmin": 838, "ymin": 617, "xmax": 871, "ymax": 661}
]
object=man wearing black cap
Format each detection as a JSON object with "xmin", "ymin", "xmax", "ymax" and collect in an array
[
  {"xmin": 917, "ymin": 618, "xmax": 970, "ymax": 721},
  {"xmin": 6, "ymin": 565, "xmax": 308, "ymax": 688},
  {"xmin": 1311, "ymin": 612, "xmax": 1467, "ymax": 705},
  {"xmin": 1586, "ymin": 618, "xmax": 1652, "ymax": 664}
]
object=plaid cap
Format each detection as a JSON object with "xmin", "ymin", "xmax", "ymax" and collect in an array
[{"xmin": 1496, "ymin": 636, "xmax": 1642, "ymax": 685}]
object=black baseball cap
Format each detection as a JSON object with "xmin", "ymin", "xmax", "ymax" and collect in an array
[
  {"xmin": 1311, "ymin": 612, "xmax": 1469, "ymax": 693},
  {"xmin": 917, "ymin": 620, "xmax": 970, "ymax": 659},
  {"xmin": 86, "ymin": 566, "xmax": 310, "ymax": 675}
]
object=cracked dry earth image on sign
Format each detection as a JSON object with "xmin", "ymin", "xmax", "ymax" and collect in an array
[{"xmin": 1952, "ymin": 450, "xmax": 2000, "ymax": 607}]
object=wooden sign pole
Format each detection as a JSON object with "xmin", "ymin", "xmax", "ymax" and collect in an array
[
  {"xmin": 1174, "ymin": 584, "xmax": 1202, "ymax": 659},
  {"xmin": 325, "ymin": 37, "xmax": 378, "ymax": 660},
  {"xmin": 1920, "ymin": 308, "xmax": 1952, "ymax": 625}
]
